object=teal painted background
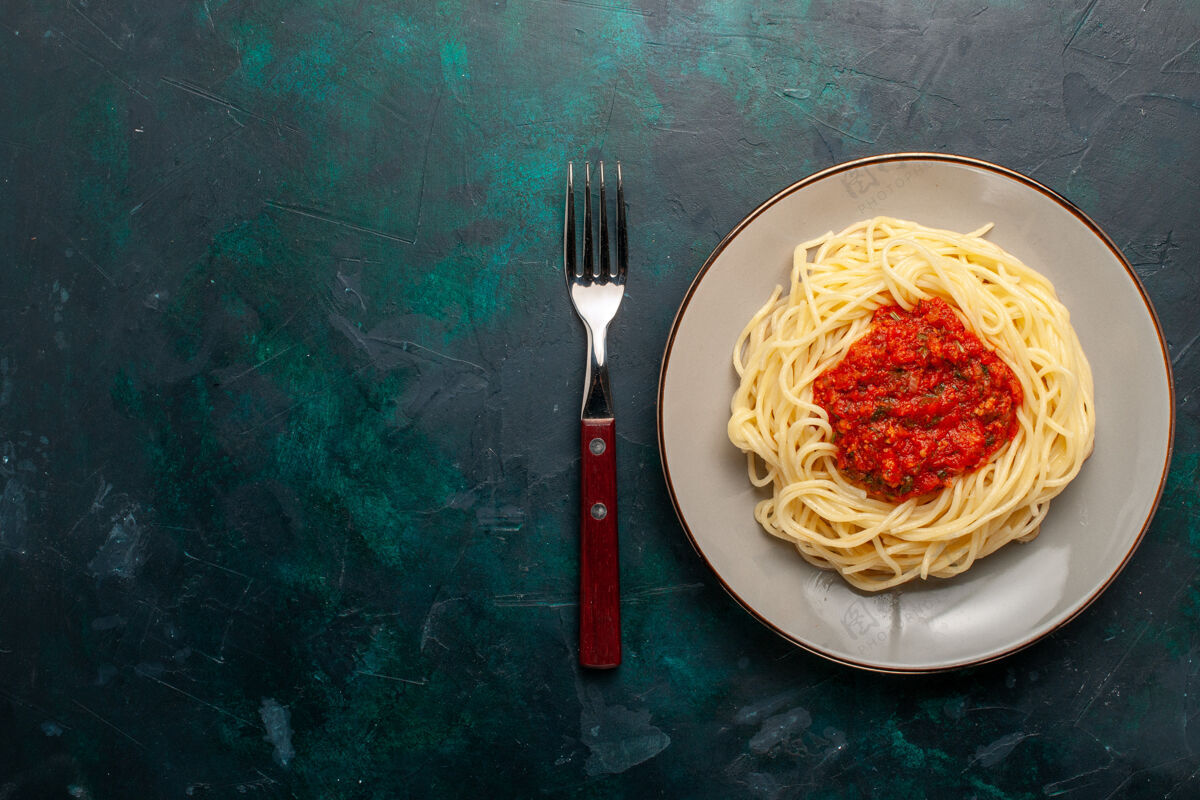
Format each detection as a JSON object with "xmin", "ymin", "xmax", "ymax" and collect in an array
[{"xmin": 1, "ymin": 1, "xmax": 1199, "ymax": 797}]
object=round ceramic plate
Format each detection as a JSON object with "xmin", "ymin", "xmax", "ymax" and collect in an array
[{"xmin": 657, "ymin": 153, "xmax": 1174, "ymax": 673}]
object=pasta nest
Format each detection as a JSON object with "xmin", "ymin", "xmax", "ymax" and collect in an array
[{"xmin": 728, "ymin": 217, "xmax": 1096, "ymax": 591}]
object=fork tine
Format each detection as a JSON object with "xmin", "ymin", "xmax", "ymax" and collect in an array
[
  {"xmin": 615, "ymin": 162, "xmax": 628, "ymax": 284},
  {"xmin": 598, "ymin": 162, "xmax": 610, "ymax": 282},
  {"xmin": 564, "ymin": 162, "xmax": 576, "ymax": 280},
  {"xmin": 583, "ymin": 163, "xmax": 595, "ymax": 279}
]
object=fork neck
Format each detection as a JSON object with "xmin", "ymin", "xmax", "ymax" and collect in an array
[{"xmin": 581, "ymin": 327, "xmax": 614, "ymax": 419}]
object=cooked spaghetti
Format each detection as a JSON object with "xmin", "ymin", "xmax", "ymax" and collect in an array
[{"xmin": 727, "ymin": 217, "xmax": 1095, "ymax": 591}]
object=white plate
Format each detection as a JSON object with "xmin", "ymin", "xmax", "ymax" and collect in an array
[{"xmin": 657, "ymin": 154, "xmax": 1174, "ymax": 673}]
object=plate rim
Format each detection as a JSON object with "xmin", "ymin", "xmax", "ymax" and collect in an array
[{"xmin": 655, "ymin": 151, "xmax": 1177, "ymax": 674}]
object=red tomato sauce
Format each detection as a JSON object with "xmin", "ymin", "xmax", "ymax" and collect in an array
[{"xmin": 813, "ymin": 297, "xmax": 1023, "ymax": 502}]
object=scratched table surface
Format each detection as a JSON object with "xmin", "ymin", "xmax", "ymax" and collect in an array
[{"xmin": 1, "ymin": 1, "xmax": 1198, "ymax": 798}]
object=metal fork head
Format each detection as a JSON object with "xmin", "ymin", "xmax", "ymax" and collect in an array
[
  {"xmin": 564, "ymin": 161, "xmax": 628, "ymax": 291},
  {"xmin": 564, "ymin": 161, "xmax": 628, "ymax": 418}
]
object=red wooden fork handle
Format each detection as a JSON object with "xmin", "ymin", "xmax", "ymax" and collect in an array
[{"xmin": 579, "ymin": 417, "xmax": 620, "ymax": 668}]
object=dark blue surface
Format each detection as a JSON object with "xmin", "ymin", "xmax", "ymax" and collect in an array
[{"xmin": 1, "ymin": 1, "xmax": 1198, "ymax": 797}]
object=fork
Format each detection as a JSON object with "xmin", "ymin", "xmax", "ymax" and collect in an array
[{"xmin": 564, "ymin": 161, "xmax": 627, "ymax": 669}]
